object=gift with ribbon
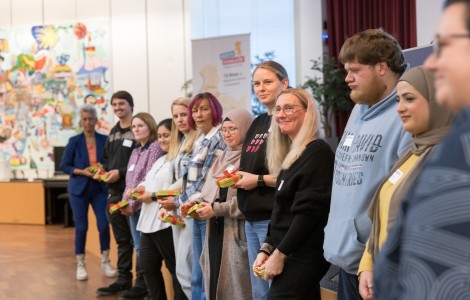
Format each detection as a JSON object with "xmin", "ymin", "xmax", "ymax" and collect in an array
[
  {"xmin": 187, "ymin": 203, "xmax": 204, "ymax": 219},
  {"xmin": 97, "ymin": 170, "xmax": 108, "ymax": 181},
  {"xmin": 216, "ymin": 169, "xmax": 242, "ymax": 188},
  {"xmin": 161, "ymin": 213, "xmax": 186, "ymax": 228},
  {"xmin": 156, "ymin": 190, "xmax": 182, "ymax": 197},
  {"xmin": 88, "ymin": 162, "xmax": 103, "ymax": 174},
  {"xmin": 108, "ymin": 200, "xmax": 129, "ymax": 214},
  {"xmin": 131, "ymin": 190, "xmax": 144, "ymax": 200}
]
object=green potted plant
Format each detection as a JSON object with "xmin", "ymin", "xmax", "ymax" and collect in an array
[{"xmin": 302, "ymin": 57, "xmax": 351, "ymax": 141}]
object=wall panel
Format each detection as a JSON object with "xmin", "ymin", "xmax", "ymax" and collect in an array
[
  {"xmin": 43, "ymin": 0, "xmax": 75, "ymax": 23},
  {"xmin": 0, "ymin": 0, "xmax": 12, "ymax": 27},
  {"xmin": 147, "ymin": 0, "xmax": 187, "ymax": 122},
  {"xmin": 110, "ymin": 0, "xmax": 149, "ymax": 113},
  {"xmin": 11, "ymin": 0, "xmax": 43, "ymax": 26}
]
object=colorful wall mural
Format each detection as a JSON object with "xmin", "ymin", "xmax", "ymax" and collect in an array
[{"xmin": 0, "ymin": 21, "xmax": 113, "ymax": 171}]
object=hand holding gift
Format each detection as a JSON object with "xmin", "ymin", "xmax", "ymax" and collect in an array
[
  {"xmin": 131, "ymin": 190, "xmax": 145, "ymax": 200},
  {"xmin": 94, "ymin": 170, "xmax": 109, "ymax": 182},
  {"xmin": 194, "ymin": 202, "xmax": 215, "ymax": 220},
  {"xmin": 103, "ymin": 169, "xmax": 120, "ymax": 183},
  {"xmin": 216, "ymin": 167, "xmax": 242, "ymax": 188},
  {"xmin": 87, "ymin": 162, "xmax": 104, "ymax": 174},
  {"xmin": 187, "ymin": 203, "xmax": 205, "ymax": 219},
  {"xmin": 109, "ymin": 200, "xmax": 129, "ymax": 214},
  {"xmin": 180, "ymin": 201, "xmax": 196, "ymax": 218},
  {"xmin": 261, "ymin": 249, "xmax": 286, "ymax": 281},
  {"xmin": 253, "ymin": 252, "xmax": 269, "ymax": 278},
  {"xmin": 157, "ymin": 196, "xmax": 176, "ymax": 210},
  {"xmin": 161, "ymin": 212, "xmax": 186, "ymax": 228}
]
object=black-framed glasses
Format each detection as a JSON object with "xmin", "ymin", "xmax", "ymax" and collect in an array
[
  {"xmin": 432, "ymin": 33, "xmax": 470, "ymax": 57},
  {"xmin": 273, "ymin": 104, "xmax": 304, "ymax": 116}
]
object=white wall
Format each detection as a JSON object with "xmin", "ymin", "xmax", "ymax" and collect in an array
[
  {"xmin": 0, "ymin": 0, "xmax": 441, "ymax": 121},
  {"xmin": 416, "ymin": 0, "xmax": 445, "ymax": 46},
  {"xmin": 294, "ymin": 0, "xmax": 324, "ymax": 85}
]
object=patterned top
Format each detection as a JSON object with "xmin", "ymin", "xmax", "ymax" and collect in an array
[
  {"xmin": 176, "ymin": 125, "xmax": 226, "ymax": 204},
  {"xmin": 374, "ymin": 107, "xmax": 470, "ymax": 300},
  {"xmin": 124, "ymin": 141, "xmax": 164, "ymax": 211}
]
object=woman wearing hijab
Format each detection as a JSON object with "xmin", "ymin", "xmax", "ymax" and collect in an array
[
  {"xmin": 358, "ymin": 66, "xmax": 454, "ymax": 300},
  {"xmin": 196, "ymin": 108, "xmax": 254, "ymax": 300}
]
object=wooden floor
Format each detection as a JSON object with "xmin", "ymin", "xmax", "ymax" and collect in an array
[
  {"xmin": 0, "ymin": 223, "xmax": 337, "ymax": 300},
  {"xmin": 0, "ymin": 224, "xmax": 119, "ymax": 300}
]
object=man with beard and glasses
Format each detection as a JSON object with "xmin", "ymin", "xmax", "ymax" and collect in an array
[{"xmin": 323, "ymin": 28, "xmax": 411, "ymax": 300}]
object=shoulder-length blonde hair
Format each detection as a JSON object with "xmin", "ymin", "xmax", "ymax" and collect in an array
[
  {"xmin": 267, "ymin": 88, "xmax": 320, "ymax": 177},
  {"xmin": 167, "ymin": 97, "xmax": 198, "ymax": 161}
]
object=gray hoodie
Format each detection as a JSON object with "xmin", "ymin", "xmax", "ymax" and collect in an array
[{"xmin": 323, "ymin": 86, "xmax": 411, "ymax": 274}]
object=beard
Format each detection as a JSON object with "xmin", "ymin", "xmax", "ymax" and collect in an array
[{"xmin": 350, "ymin": 74, "xmax": 387, "ymax": 106}]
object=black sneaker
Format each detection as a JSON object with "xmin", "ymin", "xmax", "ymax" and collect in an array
[
  {"xmin": 119, "ymin": 286, "xmax": 148, "ymax": 299},
  {"xmin": 96, "ymin": 281, "xmax": 132, "ymax": 296}
]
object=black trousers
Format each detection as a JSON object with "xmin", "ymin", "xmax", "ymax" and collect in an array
[
  {"xmin": 337, "ymin": 269, "xmax": 362, "ymax": 300},
  {"xmin": 140, "ymin": 227, "xmax": 187, "ymax": 300},
  {"xmin": 208, "ymin": 216, "xmax": 224, "ymax": 300},
  {"xmin": 107, "ymin": 194, "xmax": 134, "ymax": 285},
  {"xmin": 268, "ymin": 253, "xmax": 330, "ymax": 300}
]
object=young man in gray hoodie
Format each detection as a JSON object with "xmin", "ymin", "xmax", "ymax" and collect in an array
[{"xmin": 323, "ymin": 28, "xmax": 411, "ymax": 300}]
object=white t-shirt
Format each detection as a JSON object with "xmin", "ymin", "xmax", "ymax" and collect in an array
[{"xmin": 137, "ymin": 155, "xmax": 172, "ymax": 233}]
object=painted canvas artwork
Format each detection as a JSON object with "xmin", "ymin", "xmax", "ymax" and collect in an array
[{"xmin": 0, "ymin": 21, "xmax": 112, "ymax": 171}]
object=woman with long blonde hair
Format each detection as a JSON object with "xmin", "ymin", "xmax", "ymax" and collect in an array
[
  {"xmin": 158, "ymin": 97, "xmax": 198, "ymax": 299},
  {"xmin": 254, "ymin": 88, "xmax": 333, "ymax": 299}
]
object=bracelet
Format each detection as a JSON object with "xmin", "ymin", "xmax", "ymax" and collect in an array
[
  {"xmin": 259, "ymin": 243, "xmax": 274, "ymax": 256},
  {"xmin": 258, "ymin": 249, "xmax": 271, "ymax": 256}
]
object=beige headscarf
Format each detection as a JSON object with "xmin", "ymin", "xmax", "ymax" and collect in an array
[
  {"xmin": 201, "ymin": 108, "xmax": 254, "ymax": 203},
  {"xmin": 368, "ymin": 66, "xmax": 454, "ymax": 258}
]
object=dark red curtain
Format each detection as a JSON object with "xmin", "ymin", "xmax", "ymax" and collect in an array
[{"xmin": 326, "ymin": 0, "xmax": 417, "ymax": 138}]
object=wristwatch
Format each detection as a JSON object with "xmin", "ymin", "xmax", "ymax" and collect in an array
[
  {"xmin": 151, "ymin": 192, "xmax": 157, "ymax": 201},
  {"xmin": 257, "ymin": 174, "xmax": 265, "ymax": 188}
]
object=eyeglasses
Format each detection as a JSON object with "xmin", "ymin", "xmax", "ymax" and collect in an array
[
  {"xmin": 432, "ymin": 33, "xmax": 470, "ymax": 57},
  {"xmin": 273, "ymin": 104, "xmax": 304, "ymax": 116},
  {"xmin": 221, "ymin": 127, "xmax": 238, "ymax": 135}
]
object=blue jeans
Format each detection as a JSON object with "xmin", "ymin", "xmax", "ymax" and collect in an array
[
  {"xmin": 69, "ymin": 181, "xmax": 110, "ymax": 254},
  {"xmin": 128, "ymin": 210, "xmax": 142, "ymax": 254},
  {"xmin": 245, "ymin": 220, "xmax": 270, "ymax": 300},
  {"xmin": 192, "ymin": 218, "xmax": 207, "ymax": 300}
]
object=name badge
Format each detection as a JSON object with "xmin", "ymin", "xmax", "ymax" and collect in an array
[
  {"xmin": 226, "ymin": 164, "xmax": 235, "ymax": 173},
  {"xmin": 128, "ymin": 164, "xmax": 136, "ymax": 172},
  {"xmin": 343, "ymin": 134, "xmax": 354, "ymax": 147},
  {"xmin": 278, "ymin": 180, "xmax": 284, "ymax": 191},
  {"xmin": 388, "ymin": 169, "xmax": 403, "ymax": 185},
  {"xmin": 123, "ymin": 139, "xmax": 133, "ymax": 147}
]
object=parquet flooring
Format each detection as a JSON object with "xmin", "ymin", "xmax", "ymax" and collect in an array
[{"xmin": 0, "ymin": 224, "xmax": 118, "ymax": 300}]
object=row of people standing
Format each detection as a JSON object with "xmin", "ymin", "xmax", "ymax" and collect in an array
[
  {"xmin": 64, "ymin": 28, "xmax": 454, "ymax": 300},
  {"xmin": 61, "ymin": 17, "xmax": 469, "ymax": 299},
  {"xmin": 61, "ymin": 60, "xmax": 336, "ymax": 300}
]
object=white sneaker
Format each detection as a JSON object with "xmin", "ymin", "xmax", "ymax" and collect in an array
[
  {"xmin": 101, "ymin": 250, "xmax": 117, "ymax": 278},
  {"xmin": 76, "ymin": 254, "xmax": 88, "ymax": 281}
]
